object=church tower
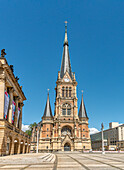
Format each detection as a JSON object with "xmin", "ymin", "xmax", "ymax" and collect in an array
[{"xmin": 34, "ymin": 23, "xmax": 91, "ymax": 152}]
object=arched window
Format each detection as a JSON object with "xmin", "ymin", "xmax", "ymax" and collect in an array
[
  {"xmin": 66, "ymin": 87, "xmax": 68, "ymax": 97},
  {"xmin": 61, "ymin": 126, "xmax": 72, "ymax": 136},
  {"xmin": 69, "ymin": 87, "xmax": 72, "ymax": 97},
  {"xmin": 62, "ymin": 103, "xmax": 71, "ymax": 116},
  {"xmin": 62, "ymin": 87, "xmax": 64, "ymax": 97}
]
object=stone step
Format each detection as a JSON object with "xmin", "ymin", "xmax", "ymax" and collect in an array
[
  {"xmin": 43, "ymin": 153, "xmax": 52, "ymax": 162},
  {"xmin": 46, "ymin": 154, "xmax": 54, "ymax": 162}
]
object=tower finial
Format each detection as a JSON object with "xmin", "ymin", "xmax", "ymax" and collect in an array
[
  {"xmin": 47, "ymin": 89, "xmax": 50, "ymax": 94},
  {"xmin": 64, "ymin": 21, "xmax": 68, "ymax": 43},
  {"xmin": 64, "ymin": 21, "xmax": 68, "ymax": 33}
]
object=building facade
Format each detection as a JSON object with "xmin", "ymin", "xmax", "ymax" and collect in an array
[
  {"xmin": 31, "ymin": 25, "xmax": 91, "ymax": 152},
  {"xmin": 91, "ymin": 122, "xmax": 124, "ymax": 151},
  {"xmin": 0, "ymin": 50, "xmax": 30, "ymax": 156}
]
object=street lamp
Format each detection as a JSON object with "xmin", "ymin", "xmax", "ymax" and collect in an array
[
  {"xmin": 36, "ymin": 123, "xmax": 41, "ymax": 153},
  {"xmin": 101, "ymin": 123, "xmax": 105, "ymax": 154}
]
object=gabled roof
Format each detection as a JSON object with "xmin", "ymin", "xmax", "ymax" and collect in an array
[
  {"xmin": 79, "ymin": 93, "xmax": 88, "ymax": 118},
  {"xmin": 60, "ymin": 23, "xmax": 72, "ymax": 79},
  {"xmin": 43, "ymin": 92, "xmax": 53, "ymax": 118}
]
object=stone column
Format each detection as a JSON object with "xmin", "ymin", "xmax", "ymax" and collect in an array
[
  {"xmin": 0, "ymin": 77, "xmax": 5, "ymax": 119},
  {"xmin": 14, "ymin": 96, "xmax": 19, "ymax": 127},
  {"xmin": 10, "ymin": 138, "xmax": 14, "ymax": 155},
  {"xmin": 18, "ymin": 103, "xmax": 23, "ymax": 130},
  {"xmin": 23, "ymin": 142, "xmax": 25, "ymax": 154},
  {"xmin": 17, "ymin": 140, "xmax": 21, "ymax": 154},
  {"xmin": 8, "ymin": 87, "xmax": 14, "ymax": 123}
]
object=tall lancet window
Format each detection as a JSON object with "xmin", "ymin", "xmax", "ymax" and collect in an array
[
  {"xmin": 62, "ymin": 87, "xmax": 64, "ymax": 97},
  {"xmin": 69, "ymin": 87, "xmax": 72, "ymax": 97},
  {"xmin": 66, "ymin": 87, "xmax": 68, "ymax": 97}
]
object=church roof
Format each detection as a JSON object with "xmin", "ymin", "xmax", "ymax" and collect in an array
[
  {"xmin": 79, "ymin": 93, "xmax": 88, "ymax": 118},
  {"xmin": 60, "ymin": 23, "xmax": 72, "ymax": 79},
  {"xmin": 43, "ymin": 92, "xmax": 53, "ymax": 118}
]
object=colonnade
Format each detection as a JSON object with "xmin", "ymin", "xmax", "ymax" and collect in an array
[
  {"xmin": 6, "ymin": 136, "xmax": 30, "ymax": 155},
  {"xmin": 7, "ymin": 87, "xmax": 23, "ymax": 130}
]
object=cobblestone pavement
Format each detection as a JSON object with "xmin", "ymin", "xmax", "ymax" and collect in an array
[{"xmin": 0, "ymin": 152, "xmax": 124, "ymax": 170}]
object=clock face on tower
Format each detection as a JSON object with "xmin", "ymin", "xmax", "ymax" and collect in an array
[{"xmin": 64, "ymin": 78, "xmax": 70, "ymax": 82}]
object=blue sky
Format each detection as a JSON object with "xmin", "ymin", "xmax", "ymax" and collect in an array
[{"xmin": 0, "ymin": 0, "xmax": 124, "ymax": 131}]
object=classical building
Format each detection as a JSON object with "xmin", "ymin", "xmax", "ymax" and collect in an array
[
  {"xmin": 91, "ymin": 122, "xmax": 124, "ymax": 151},
  {"xmin": 31, "ymin": 24, "xmax": 91, "ymax": 152},
  {"xmin": 0, "ymin": 50, "xmax": 30, "ymax": 156}
]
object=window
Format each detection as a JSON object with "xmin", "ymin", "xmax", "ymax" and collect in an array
[
  {"xmin": 61, "ymin": 126, "xmax": 72, "ymax": 136},
  {"xmin": 46, "ymin": 146, "xmax": 48, "ymax": 149},
  {"xmin": 62, "ymin": 109, "xmax": 66, "ymax": 115},
  {"xmin": 83, "ymin": 135, "xmax": 85, "ymax": 137},
  {"xmin": 83, "ymin": 146, "xmax": 85, "ymax": 149},
  {"xmin": 47, "ymin": 134, "xmax": 48, "ymax": 137},
  {"xmin": 67, "ymin": 109, "xmax": 71, "ymax": 115},
  {"xmin": 69, "ymin": 87, "xmax": 72, "ymax": 97},
  {"xmin": 47, "ymin": 128, "xmax": 49, "ymax": 131},
  {"xmin": 62, "ymin": 87, "xmax": 64, "ymax": 97},
  {"xmin": 62, "ymin": 103, "xmax": 71, "ymax": 116},
  {"xmin": 66, "ymin": 87, "xmax": 68, "ymax": 97},
  {"xmin": 83, "ymin": 129, "xmax": 85, "ymax": 131}
]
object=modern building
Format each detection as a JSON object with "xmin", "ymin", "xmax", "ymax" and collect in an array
[
  {"xmin": 31, "ymin": 24, "xmax": 91, "ymax": 152},
  {"xmin": 0, "ymin": 50, "xmax": 30, "ymax": 156},
  {"xmin": 91, "ymin": 122, "xmax": 124, "ymax": 151}
]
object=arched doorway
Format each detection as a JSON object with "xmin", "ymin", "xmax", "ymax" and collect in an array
[
  {"xmin": 14, "ymin": 139, "xmax": 19, "ymax": 154},
  {"xmin": 6, "ymin": 137, "xmax": 12, "ymax": 155},
  {"xmin": 20, "ymin": 140, "xmax": 24, "ymax": 154},
  {"xmin": 25, "ymin": 142, "xmax": 27, "ymax": 153},
  {"xmin": 64, "ymin": 143, "xmax": 71, "ymax": 151}
]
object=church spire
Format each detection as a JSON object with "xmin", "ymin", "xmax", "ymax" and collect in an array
[
  {"xmin": 79, "ymin": 91, "xmax": 88, "ymax": 119},
  {"xmin": 64, "ymin": 21, "xmax": 68, "ymax": 45},
  {"xmin": 43, "ymin": 90, "xmax": 53, "ymax": 118},
  {"xmin": 60, "ymin": 21, "xmax": 72, "ymax": 79}
]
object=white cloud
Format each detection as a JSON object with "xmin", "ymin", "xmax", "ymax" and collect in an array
[
  {"xmin": 90, "ymin": 128, "xmax": 99, "ymax": 135},
  {"xmin": 22, "ymin": 124, "xmax": 30, "ymax": 132}
]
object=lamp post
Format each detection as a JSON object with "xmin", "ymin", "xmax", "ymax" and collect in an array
[
  {"xmin": 101, "ymin": 123, "xmax": 105, "ymax": 154},
  {"xmin": 36, "ymin": 123, "xmax": 40, "ymax": 154}
]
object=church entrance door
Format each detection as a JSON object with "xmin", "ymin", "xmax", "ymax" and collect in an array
[{"xmin": 64, "ymin": 143, "xmax": 71, "ymax": 151}]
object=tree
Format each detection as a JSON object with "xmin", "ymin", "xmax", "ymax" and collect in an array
[{"xmin": 25, "ymin": 122, "xmax": 37, "ymax": 136}]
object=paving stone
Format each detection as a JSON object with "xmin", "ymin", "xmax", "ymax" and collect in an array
[
  {"xmin": 29, "ymin": 164, "xmax": 53, "ymax": 168},
  {"xmin": 0, "ymin": 165, "xmax": 27, "ymax": 168}
]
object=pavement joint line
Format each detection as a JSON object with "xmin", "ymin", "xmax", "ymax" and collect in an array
[
  {"xmin": 53, "ymin": 154, "xmax": 58, "ymax": 170},
  {"xmin": 20, "ymin": 164, "xmax": 30, "ymax": 170},
  {"xmin": 88, "ymin": 154, "xmax": 124, "ymax": 164},
  {"xmin": 67, "ymin": 154, "xmax": 90, "ymax": 170},
  {"xmin": 80, "ymin": 155, "xmax": 123, "ymax": 170}
]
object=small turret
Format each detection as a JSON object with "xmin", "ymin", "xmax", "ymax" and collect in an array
[
  {"xmin": 42, "ymin": 90, "xmax": 53, "ymax": 118},
  {"xmin": 78, "ymin": 91, "xmax": 88, "ymax": 119}
]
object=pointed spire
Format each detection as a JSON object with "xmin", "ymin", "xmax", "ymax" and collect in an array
[
  {"xmin": 79, "ymin": 91, "xmax": 88, "ymax": 119},
  {"xmin": 43, "ymin": 90, "xmax": 53, "ymax": 118},
  {"xmin": 64, "ymin": 21, "xmax": 68, "ymax": 45},
  {"xmin": 60, "ymin": 21, "xmax": 72, "ymax": 79}
]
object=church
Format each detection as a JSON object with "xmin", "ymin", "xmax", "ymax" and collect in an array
[{"xmin": 31, "ymin": 24, "xmax": 91, "ymax": 152}]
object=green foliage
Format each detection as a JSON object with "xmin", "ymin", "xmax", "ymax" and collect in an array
[
  {"xmin": 25, "ymin": 130, "xmax": 32, "ymax": 136},
  {"xmin": 25, "ymin": 122, "xmax": 37, "ymax": 136},
  {"xmin": 29, "ymin": 122, "xmax": 37, "ymax": 131}
]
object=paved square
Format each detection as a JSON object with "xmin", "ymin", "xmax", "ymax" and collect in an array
[{"xmin": 0, "ymin": 152, "xmax": 124, "ymax": 169}]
